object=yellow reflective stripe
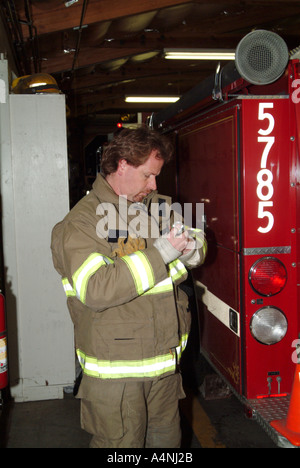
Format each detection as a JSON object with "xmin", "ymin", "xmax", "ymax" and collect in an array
[
  {"xmin": 185, "ymin": 227, "xmax": 208, "ymax": 258},
  {"xmin": 73, "ymin": 253, "xmax": 113, "ymax": 303},
  {"xmin": 121, "ymin": 251, "xmax": 155, "ymax": 295},
  {"xmin": 62, "ymin": 277, "xmax": 76, "ymax": 297},
  {"xmin": 76, "ymin": 348, "xmax": 176, "ymax": 379},
  {"xmin": 202, "ymin": 238, "xmax": 208, "ymax": 258},
  {"xmin": 143, "ymin": 259, "xmax": 186, "ymax": 295},
  {"xmin": 143, "ymin": 277, "xmax": 173, "ymax": 295},
  {"xmin": 143, "ymin": 259, "xmax": 187, "ymax": 296},
  {"xmin": 176, "ymin": 333, "xmax": 189, "ymax": 360},
  {"xmin": 169, "ymin": 259, "xmax": 187, "ymax": 282},
  {"xmin": 62, "ymin": 249, "xmax": 189, "ymax": 303}
]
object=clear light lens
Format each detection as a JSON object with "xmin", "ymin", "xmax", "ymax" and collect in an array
[
  {"xmin": 250, "ymin": 307, "xmax": 287, "ymax": 345},
  {"xmin": 249, "ymin": 257, "xmax": 287, "ymax": 296}
]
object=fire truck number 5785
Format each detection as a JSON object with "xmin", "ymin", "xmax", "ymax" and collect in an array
[{"xmin": 257, "ymin": 102, "xmax": 275, "ymax": 234}]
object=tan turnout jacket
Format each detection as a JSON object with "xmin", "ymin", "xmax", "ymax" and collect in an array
[{"xmin": 51, "ymin": 174, "xmax": 206, "ymax": 397}]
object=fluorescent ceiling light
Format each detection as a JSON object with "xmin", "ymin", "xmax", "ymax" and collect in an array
[
  {"xmin": 125, "ymin": 96, "xmax": 180, "ymax": 103},
  {"xmin": 164, "ymin": 49, "xmax": 235, "ymax": 60}
]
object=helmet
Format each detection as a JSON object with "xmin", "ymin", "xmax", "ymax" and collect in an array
[{"xmin": 12, "ymin": 73, "xmax": 60, "ymax": 94}]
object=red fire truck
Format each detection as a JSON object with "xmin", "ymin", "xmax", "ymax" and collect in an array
[{"xmin": 152, "ymin": 30, "xmax": 300, "ymax": 447}]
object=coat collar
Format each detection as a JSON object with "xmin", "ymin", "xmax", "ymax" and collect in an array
[{"xmin": 92, "ymin": 173, "xmax": 158, "ymax": 207}]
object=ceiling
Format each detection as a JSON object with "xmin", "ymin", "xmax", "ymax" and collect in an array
[{"xmin": 1, "ymin": 0, "xmax": 300, "ymax": 136}]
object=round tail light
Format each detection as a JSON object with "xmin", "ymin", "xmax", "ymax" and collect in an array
[
  {"xmin": 250, "ymin": 306, "xmax": 288, "ymax": 345},
  {"xmin": 249, "ymin": 257, "xmax": 287, "ymax": 296}
]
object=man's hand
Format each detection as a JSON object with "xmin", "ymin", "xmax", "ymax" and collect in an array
[{"xmin": 167, "ymin": 226, "xmax": 190, "ymax": 253}]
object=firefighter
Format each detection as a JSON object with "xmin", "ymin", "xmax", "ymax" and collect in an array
[{"xmin": 51, "ymin": 126, "xmax": 207, "ymax": 448}]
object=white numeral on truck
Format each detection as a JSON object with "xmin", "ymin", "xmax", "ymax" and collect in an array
[{"xmin": 257, "ymin": 103, "xmax": 274, "ymax": 233}]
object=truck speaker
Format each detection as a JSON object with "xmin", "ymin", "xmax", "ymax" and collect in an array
[{"xmin": 235, "ymin": 29, "xmax": 289, "ymax": 85}]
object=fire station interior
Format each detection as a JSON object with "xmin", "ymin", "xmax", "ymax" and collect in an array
[{"xmin": 1, "ymin": 0, "xmax": 300, "ymax": 448}]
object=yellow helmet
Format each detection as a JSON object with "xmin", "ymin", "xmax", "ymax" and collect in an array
[{"xmin": 12, "ymin": 73, "xmax": 60, "ymax": 94}]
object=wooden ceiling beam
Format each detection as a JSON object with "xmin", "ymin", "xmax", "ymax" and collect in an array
[
  {"xmin": 40, "ymin": 46, "xmax": 160, "ymax": 73},
  {"xmin": 37, "ymin": 30, "xmax": 241, "ymax": 74},
  {"xmin": 66, "ymin": 64, "xmax": 214, "ymax": 91},
  {"xmin": 18, "ymin": 0, "xmax": 198, "ymax": 37}
]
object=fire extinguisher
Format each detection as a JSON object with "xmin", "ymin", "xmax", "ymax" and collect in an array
[{"xmin": 0, "ymin": 292, "xmax": 8, "ymax": 390}]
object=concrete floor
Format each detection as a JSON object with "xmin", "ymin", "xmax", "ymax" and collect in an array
[
  {"xmin": 0, "ymin": 380, "xmax": 278, "ymax": 449},
  {"xmin": 0, "ymin": 323, "xmax": 280, "ymax": 450},
  {"xmin": 1, "ymin": 391, "xmax": 91, "ymax": 448},
  {"xmin": 1, "ymin": 390, "xmax": 201, "ymax": 449},
  {"xmin": 0, "ymin": 277, "xmax": 285, "ymax": 449}
]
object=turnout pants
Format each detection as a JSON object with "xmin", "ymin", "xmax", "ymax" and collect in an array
[{"xmin": 80, "ymin": 373, "xmax": 186, "ymax": 448}]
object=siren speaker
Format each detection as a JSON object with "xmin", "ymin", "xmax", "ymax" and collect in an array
[{"xmin": 235, "ymin": 30, "xmax": 289, "ymax": 85}]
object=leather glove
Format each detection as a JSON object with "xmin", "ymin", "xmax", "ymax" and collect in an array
[{"xmin": 112, "ymin": 235, "xmax": 146, "ymax": 257}]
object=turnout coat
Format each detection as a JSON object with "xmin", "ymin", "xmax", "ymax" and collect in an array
[{"xmin": 51, "ymin": 174, "xmax": 206, "ymax": 398}]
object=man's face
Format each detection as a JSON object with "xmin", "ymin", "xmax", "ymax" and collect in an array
[{"xmin": 118, "ymin": 150, "xmax": 164, "ymax": 202}]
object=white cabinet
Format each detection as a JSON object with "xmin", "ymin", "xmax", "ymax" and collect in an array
[{"xmin": 0, "ymin": 61, "xmax": 75, "ymax": 401}]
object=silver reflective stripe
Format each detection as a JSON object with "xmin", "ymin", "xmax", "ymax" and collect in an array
[
  {"xmin": 169, "ymin": 259, "xmax": 187, "ymax": 282},
  {"xmin": 76, "ymin": 348, "xmax": 176, "ymax": 379},
  {"xmin": 144, "ymin": 259, "xmax": 187, "ymax": 295},
  {"xmin": 121, "ymin": 251, "xmax": 155, "ymax": 295},
  {"xmin": 73, "ymin": 253, "xmax": 113, "ymax": 303},
  {"xmin": 144, "ymin": 276, "xmax": 173, "ymax": 295},
  {"xmin": 176, "ymin": 333, "xmax": 189, "ymax": 359},
  {"xmin": 62, "ymin": 277, "xmax": 76, "ymax": 297},
  {"xmin": 62, "ymin": 250, "xmax": 187, "ymax": 303},
  {"xmin": 76, "ymin": 331, "xmax": 189, "ymax": 380}
]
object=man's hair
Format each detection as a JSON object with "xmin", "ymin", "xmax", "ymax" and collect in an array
[{"xmin": 100, "ymin": 126, "xmax": 173, "ymax": 176}]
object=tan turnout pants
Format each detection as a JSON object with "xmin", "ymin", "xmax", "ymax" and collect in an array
[{"xmin": 80, "ymin": 373, "xmax": 186, "ymax": 448}]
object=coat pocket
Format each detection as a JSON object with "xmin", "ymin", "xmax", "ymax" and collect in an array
[
  {"xmin": 80, "ymin": 382, "xmax": 126, "ymax": 439},
  {"xmin": 96, "ymin": 323, "xmax": 152, "ymax": 361}
]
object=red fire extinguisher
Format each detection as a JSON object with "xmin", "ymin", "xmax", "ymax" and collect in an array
[{"xmin": 0, "ymin": 292, "xmax": 8, "ymax": 390}]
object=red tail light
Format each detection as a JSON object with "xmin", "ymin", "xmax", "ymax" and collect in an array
[{"xmin": 249, "ymin": 257, "xmax": 287, "ymax": 296}]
